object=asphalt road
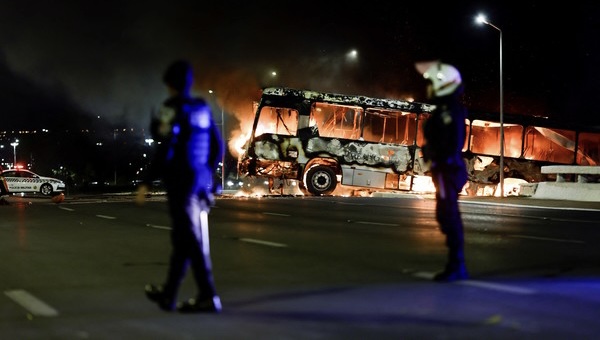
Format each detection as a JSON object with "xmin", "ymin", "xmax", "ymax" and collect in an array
[{"xmin": 1, "ymin": 193, "xmax": 599, "ymax": 339}]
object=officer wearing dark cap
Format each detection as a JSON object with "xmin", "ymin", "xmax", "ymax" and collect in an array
[{"xmin": 137, "ymin": 59, "xmax": 224, "ymax": 312}]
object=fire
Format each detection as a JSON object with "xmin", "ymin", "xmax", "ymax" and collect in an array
[
  {"xmin": 229, "ymin": 129, "xmax": 250, "ymax": 158},
  {"xmin": 228, "ymin": 121, "xmax": 277, "ymax": 159},
  {"xmin": 219, "ymin": 90, "xmax": 540, "ymax": 198},
  {"xmin": 224, "ymin": 105, "xmax": 255, "ymax": 159},
  {"xmin": 411, "ymin": 175, "xmax": 436, "ymax": 193}
]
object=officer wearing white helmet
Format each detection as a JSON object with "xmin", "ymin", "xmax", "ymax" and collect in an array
[{"xmin": 416, "ymin": 61, "xmax": 469, "ymax": 282}]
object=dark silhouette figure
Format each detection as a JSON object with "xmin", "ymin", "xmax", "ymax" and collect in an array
[
  {"xmin": 416, "ymin": 61, "xmax": 469, "ymax": 282},
  {"xmin": 137, "ymin": 59, "xmax": 224, "ymax": 312},
  {"xmin": 0, "ymin": 165, "xmax": 9, "ymax": 205}
]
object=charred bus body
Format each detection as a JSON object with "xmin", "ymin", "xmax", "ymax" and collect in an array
[
  {"xmin": 238, "ymin": 87, "xmax": 435, "ymax": 195},
  {"xmin": 238, "ymin": 87, "xmax": 600, "ymax": 196},
  {"xmin": 464, "ymin": 110, "xmax": 600, "ymax": 195}
]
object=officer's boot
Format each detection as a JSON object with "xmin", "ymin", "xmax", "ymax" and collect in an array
[
  {"xmin": 434, "ymin": 247, "xmax": 469, "ymax": 282},
  {"xmin": 144, "ymin": 283, "xmax": 177, "ymax": 311}
]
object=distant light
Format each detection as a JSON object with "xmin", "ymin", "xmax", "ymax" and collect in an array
[
  {"xmin": 475, "ymin": 14, "xmax": 486, "ymax": 24},
  {"xmin": 346, "ymin": 49, "xmax": 358, "ymax": 63},
  {"xmin": 271, "ymin": 71, "xmax": 277, "ymax": 77}
]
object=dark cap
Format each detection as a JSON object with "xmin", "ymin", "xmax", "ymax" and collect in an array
[{"xmin": 163, "ymin": 59, "xmax": 193, "ymax": 92}]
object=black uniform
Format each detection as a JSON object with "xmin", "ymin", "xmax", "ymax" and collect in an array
[
  {"xmin": 423, "ymin": 86, "xmax": 469, "ymax": 282},
  {"xmin": 0, "ymin": 165, "xmax": 10, "ymax": 205},
  {"xmin": 144, "ymin": 60, "xmax": 224, "ymax": 313}
]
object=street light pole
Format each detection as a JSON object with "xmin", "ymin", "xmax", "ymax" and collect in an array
[
  {"xmin": 221, "ymin": 106, "xmax": 225, "ymax": 191},
  {"xmin": 10, "ymin": 140, "xmax": 19, "ymax": 167},
  {"xmin": 476, "ymin": 14, "xmax": 504, "ymax": 197},
  {"xmin": 208, "ymin": 90, "xmax": 226, "ymax": 191}
]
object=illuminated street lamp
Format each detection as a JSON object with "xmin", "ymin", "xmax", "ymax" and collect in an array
[
  {"xmin": 346, "ymin": 49, "xmax": 358, "ymax": 61},
  {"xmin": 476, "ymin": 13, "xmax": 504, "ymax": 197},
  {"xmin": 10, "ymin": 140, "xmax": 19, "ymax": 167}
]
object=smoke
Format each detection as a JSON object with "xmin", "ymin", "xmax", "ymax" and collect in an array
[{"xmin": 0, "ymin": 0, "xmax": 598, "ymax": 135}]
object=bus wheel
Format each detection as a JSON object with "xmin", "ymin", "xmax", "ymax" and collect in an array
[{"xmin": 305, "ymin": 166, "xmax": 337, "ymax": 196}]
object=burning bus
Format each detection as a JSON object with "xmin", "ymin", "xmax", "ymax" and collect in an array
[
  {"xmin": 237, "ymin": 87, "xmax": 600, "ymax": 197},
  {"xmin": 237, "ymin": 87, "xmax": 436, "ymax": 195}
]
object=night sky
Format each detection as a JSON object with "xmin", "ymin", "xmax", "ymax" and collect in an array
[{"xmin": 1, "ymin": 1, "xmax": 599, "ymax": 132}]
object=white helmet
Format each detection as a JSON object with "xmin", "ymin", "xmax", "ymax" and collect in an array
[{"xmin": 415, "ymin": 61, "xmax": 462, "ymax": 97}]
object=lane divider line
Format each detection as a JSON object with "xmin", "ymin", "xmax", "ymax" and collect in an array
[
  {"xmin": 509, "ymin": 234, "xmax": 585, "ymax": 244},
  {"xmin": 354, "ymin": 221, "xmax": 399, "ymax": 226},
  {"xmin": 58, "ymin": 207, "xmax": 75, "ymax": 211},
  {"xmin": 96, "ymin": 215, "xmax": 116, "ymax": 220},
  {"xmin": 335, "ymin": 202, "xmax": 365, "ymax": 206},
  {"xmin": 413, "ymin": 271, "xmax": 435, "ymax": 280},
  {"xmin": 460, "ymin": 200, "xmax": 600, "ymax": 212},
  {"xmin": 459, "ymin": 280, "xmax": 536, "ymax": 295},
  {"xmin": 412, "ymin": 271, "xmax": 536, "ymax": 295},
  {"xmin": 239, "ymin": 238, "xmax": 288, "ymax": 248},
  {"xmin": 147, "ymin": 224, "xmax": 171, "ymax": 230},
  {"xmin": 263, "ymin": 212, "xmax": 291, "ymax": 217},
  {"xmin": 4, "ymin": 289, "xmax": 59, "ymax": 317}
]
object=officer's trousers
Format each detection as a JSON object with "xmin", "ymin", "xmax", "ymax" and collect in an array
[
  {"xmin": 162, "ymin": 190, "xmax": 217, "ymax": 301},
  {"xmin": 431, "ymin": 164, "xmax": 468, "ymax": 268}
]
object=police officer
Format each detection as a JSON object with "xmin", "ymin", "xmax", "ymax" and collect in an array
[
  {"xmin": 0, "ymin": 165, "xmax": 9, "ymax": 205},
  {"xmin": 416, "ymin": 61, "xmax": 469, "ymax": 282},
  {"xmin": 138, "ymin": 59, "xmax": 225, "ymax": 312}
]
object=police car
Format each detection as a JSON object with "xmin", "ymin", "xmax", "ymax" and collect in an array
[{"xmin": 1, "ymin": 168, "xmax": 66, "ymax": 196}]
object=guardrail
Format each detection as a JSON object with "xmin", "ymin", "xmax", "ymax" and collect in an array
[
  {"xmin": 528, "ymin": 165, "xmax": 600, "ymax": 202},
  {"xmin": 541, "ymin": 165, "xmax": 600, "ymax": 183}
]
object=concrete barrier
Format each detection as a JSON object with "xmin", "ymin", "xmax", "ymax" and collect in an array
[
  {"xmin": 531, "ymin": 165, "xmax": 600, "ymax": 202},
  {"xmin": 541, "ymin": 165, "xmax": 600, "ymax": 183}
]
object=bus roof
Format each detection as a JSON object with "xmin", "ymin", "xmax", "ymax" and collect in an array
[{"xmin": 262, "ymin": 87, "xmax": 435, "ymax": 114}]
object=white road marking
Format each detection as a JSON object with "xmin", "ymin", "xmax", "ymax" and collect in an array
[
  {"xmin": 58, "ymin": 206, "xmax": 75, "ymax": 211},
  {"xmin": 239, "ymin": 238, "xmax": 287, "ymax": 248},
  {"xmin": 460, "ymin": 200, "xmax": 600, "ymax": 212},
  {"xmin": 263, "ymin": 212, "xmax": 291, "ymax": 216},
  {"xmin": 509, "ymin": 234, "xmax": 585, "ymax": 244},
  {"xmin": 354, "ymin": 221, "xmax": 399, "ymax": 226},
  {"xmin": 147, "ymin": 224, "xmax": 171, "ymax": 230},
  {"xmin": 413, "ymin": 271, "xmax": 435, "ymax": 280},
  {"xmin": 412, "ymin": 271, "xmax": 536, "ymax": 295},
  {"xmin": 96, "ymin": 215, "xmax": 116, "ymax": 219},
  {"xmin": 459, "ymin": 280, "xmax": 536, "ymax": 295},
  {"xmin": 4, "ymin": 289, "xmax": 59, "ymax": 317}
]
